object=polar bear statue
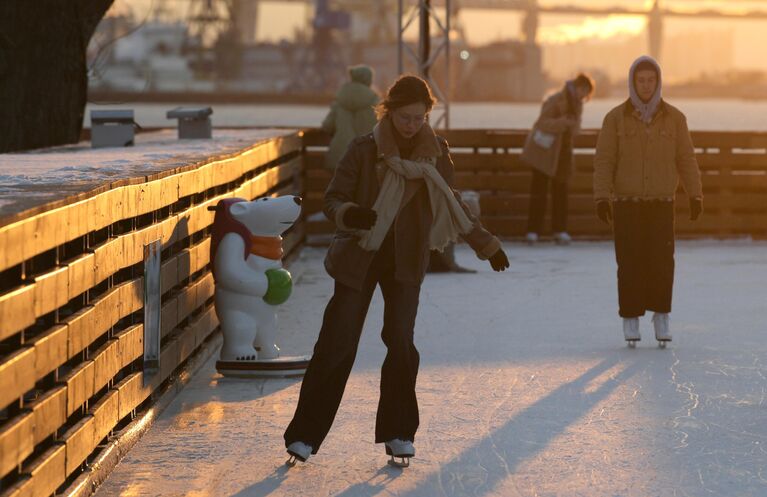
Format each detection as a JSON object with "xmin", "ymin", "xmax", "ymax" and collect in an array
[{"xmin": 209, "ymin": 195, "xmax": 308, "ymax": 377}]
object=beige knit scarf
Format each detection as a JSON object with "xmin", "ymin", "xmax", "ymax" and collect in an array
[{"xmin": 357, "ymin": 119, "xmax": 474, "ymax": 252}]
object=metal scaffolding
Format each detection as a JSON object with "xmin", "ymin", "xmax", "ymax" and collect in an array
[{"xmin": 397, "ymin": 0, "xmax": 451, "ymax": 129}]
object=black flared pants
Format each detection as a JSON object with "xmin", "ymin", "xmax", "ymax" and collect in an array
[
  {"xmin": 613, "ymin": 200, "xmax": 675, "ymax": 318},
  {"xmin": 526, "ymin": 169, "xmax": 569, "ymax": 234},
  {"xmin": 284, "ymin": 239, "xmax": 421, "ymax": 453}
]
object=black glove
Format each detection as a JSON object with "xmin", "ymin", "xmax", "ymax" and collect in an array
[
  {"xmin": 596, "ymin": 200, "xmax": 612, "ymax": 225},
  {"xmin": 343, "ymin": 206, "xmax": 377, "ymax": 230},
  {"xmin": 489, "ymin": 248, "xmax": 509, "ymax": 272},
  {"xmin": 690, "ymin": 197, "xmax": 703, "ymax": 221}
]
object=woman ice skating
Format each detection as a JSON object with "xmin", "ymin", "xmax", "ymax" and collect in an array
[
  {"xmin": 521, "ymin": 73, "xmax": 595, "ymax": 245},
  {"xmin": 593, "ymin": 55, "xmax": 703, "ymax": 347},
  {"xmin": 284, "ymin": 75, "xmax": 509, "ymax": 467}
]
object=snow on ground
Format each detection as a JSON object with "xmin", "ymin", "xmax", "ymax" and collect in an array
[
  {"xmin": 94, "ymin": 241, "xmax": 767, "ymax": 497},
  {"xmin": 0, "ymin": 129, "xmax": 295, "ymax": 219}
]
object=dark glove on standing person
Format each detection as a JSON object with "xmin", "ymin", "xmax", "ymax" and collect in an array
[
  {"xmin": 689, "ymin": 197, "xmax": 703, "ymax": 221},
  {"xmin": 596, "ymin": 200, "xmax": 612, "ymax": 225},
  {"xmin": 343, "ymin": 206, "xmax": 377, "ymax": 230},
  {"xmin": 489, "ymin": 248, "xmax": 509, "ymax": 272}
]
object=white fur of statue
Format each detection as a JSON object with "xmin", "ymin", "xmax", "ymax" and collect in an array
[{"xmin": 210, "ymin": 195, "xmax": 302, "ymax": 363}]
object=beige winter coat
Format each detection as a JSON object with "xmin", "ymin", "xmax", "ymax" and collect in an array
[
  {"xmin": 520, "ymin": 89, "xmax": 581, "ymax": 179},
  {"xmin": 593, "ymin": 100, "xmax": 703, "ymax": 201}
]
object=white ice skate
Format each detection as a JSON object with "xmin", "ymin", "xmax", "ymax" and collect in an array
[
  {"xmin": 553, "ymin": 232, "xmax": 572, "ymax": 245},
  {"xmin": 525, "ymin": 232, "xmax": 539, "ymax": 245},
  {"xmin": 286, "ymin": 441, "xmax": 312, "ymax": 467},
  {"xmin": 623, "ymin": 318, "xmax": 640, "ymax": 348},
  {"xmin": 385, "ymin": 439, "xmax": 415, "ymax": 468},
  {"xmin": 652, "ymin": 312, "xmax": 672, "ymax": 348}
]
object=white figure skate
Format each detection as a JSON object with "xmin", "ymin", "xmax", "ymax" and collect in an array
[
  {"xmin": 553, "ymin": 232, "xmax": 572, "ymax": 245},
  {"xmin": 286, "ymin": 441, "xmax": 313, "ymax": 467},
  {"xmin": 623, "ymin": 318, "xmax": 640, "ymax": 348},
  {"xmin": 525, "ymin": 232, "xmax": 539, "ymax": 245},
  {"xmin": 652, "ymin": 312, "xmax": 672, "ymax": 348},
  {"xmin": 385, "ymin": 439, "xmax": 415, "ymax": 468}
]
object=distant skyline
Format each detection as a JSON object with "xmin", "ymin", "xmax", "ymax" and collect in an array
[{"xmin": 108, "ymin": 0, "xmax": 767, "ymax": 70}]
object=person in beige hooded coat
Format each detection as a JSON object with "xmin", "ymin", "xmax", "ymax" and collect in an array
[
  {"xmin": 521, "ymin": 74, "xmax": 594, "ymax": 245},
  {"xmin": 593, "ymin": 55, "xmax": 703, "ymax": 346}
]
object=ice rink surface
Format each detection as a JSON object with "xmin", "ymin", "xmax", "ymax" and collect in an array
[{"xmin": 94, "ymin": 241, "xmax": 767, "ymax": 497}]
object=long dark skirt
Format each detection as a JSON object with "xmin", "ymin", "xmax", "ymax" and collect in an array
[{"xmin": 612, "ymin": 200, "xmax": 675, "ymax": 318}]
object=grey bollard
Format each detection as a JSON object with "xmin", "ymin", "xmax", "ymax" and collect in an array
[
  {"xmin": 91, "ymin": 110, "xmax": 137, "ymax": 148},
  {"xmin": 166, "ymin": 107, "xmax": 213, "ymax": 139}
]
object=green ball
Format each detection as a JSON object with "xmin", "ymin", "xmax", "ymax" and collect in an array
[{"xmin": 263, "ymin": 268, "xmax": 293, "ymax": 305}]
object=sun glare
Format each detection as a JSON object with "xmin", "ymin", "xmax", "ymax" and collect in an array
[{"xmin": 539, "ymin": 15, "xmax": 646, "ymax": 45}]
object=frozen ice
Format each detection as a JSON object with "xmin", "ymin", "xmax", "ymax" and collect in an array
[{"xmin": 94, "ymin": 241, "xmax": 767, "ymax": 497}]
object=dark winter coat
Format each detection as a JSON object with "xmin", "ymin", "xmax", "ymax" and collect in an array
[
  {"xmin": 321, "ymin": 66, "xmax": 379, "ymax": 170},
  {"xmin": 323, "ymin": 126, "xmax": 501, "ymax": 291},
  {"xmin": 520, "ymin": 87, "xmax": 582, "ymax": 180}
]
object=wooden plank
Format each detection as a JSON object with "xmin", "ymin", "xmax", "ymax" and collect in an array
[
  {"xmin": 0, "ymin": 347, "xmax": 35, "ymax": 411},
  {"xmin": 32, "ymin": 324, "xmax": 68, "ymax": 381},
  {"xmin": 32, "ymin": 265, "xmax": 69, "ymax": 317},
  {"xmin": 63, "ymin": 415, "xmax": 95, "ymax": 475},
  {"xmin": 67, "ymin": 252, "xmax": 96, "ymax": 301},
  {"xmin": 92, "ymin": 340, "xmax": 121, "ymax": 393},
  {"xmin": 119, "ymin": 277, "xmax": 144, "ymax": 316},
  {"xmin": 23, "ymin": 443, "xmax": 66, "ymax": 497},
  {"xmin": 0, "ymin": 285, "xmax": 35, "ymax": 341},
  {"xmin": 176, "ymin": 324, "xmax": 198, "ymax": 367},
  {"xmin": 90, "ymin": 389, "xmax": 119, "ymax": 444},
  {"xmin": 161, "ymin": 294, "xmax": 180, "ymax": 338},
  {"xmin": 161, "ymin": 256, "xmax": 179, "ymax": 295},
  {"xmin": 28, "ymin": 386, "xmax": 67, "ymax": 446},
  {"xmin": 116, "ymin": 372, "xmax": 150, "ymax": 420},
  {"xmin": 0, "ymin": 218, "xmax": 25, "ymax": 275},
  {"xmin": 152, "ymin": 339, "xmax": 180, "ymax": 391},
  {"xmin": 176, "ymin": 281, "xmax": 198, "ymax": 327},
  {"xmin": 191, "ymin": 305, "xmax": 218, "ymax": 348},
  {"xmin": 195, "ymin": 273, "xmax": 215, "ymax": 309},
  {"xmin": 63, "ymin": 360, "xmax": 95, "ymax": 416},
  {"xmin": 92, "ymin": 236, "xmax": 125, "ymax": 285},
  {"xmin": 115, "ymin": 324, "xmax": 144, "ymax": 368},
  {"xmin": 0, "ymin": 412, "xmax": 34, "ymax": 478},
  {"xmin": 191, "ymin": 238, "xmax": 212, "ymax": 276},
  {"xmin": 63, "ymin": 305, "xmax": 95, "ymax": 359},
  {"xmin": 0, "ymin": 477, "xmax": 32, "ymax": 497}
]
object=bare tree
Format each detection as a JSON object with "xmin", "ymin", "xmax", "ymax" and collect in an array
[{"xmin": 0, "ymin": 0, "xmax": 115, "ymax": 152}]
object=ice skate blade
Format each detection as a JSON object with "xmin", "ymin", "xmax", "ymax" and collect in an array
[
  {"xmin": 626, "ymin": 339, "xmax": 639, "ymax": 348},
  {"xmin": 388, "ymin": 456, "xmax": 410, "ymax": 468},
  {"xmin": 657, "ymin": 340, "xmax": 670, "ymax": 349},
  {"xmin": 285, "ymin": 451, "xmax": 307, "ymax": 467}
]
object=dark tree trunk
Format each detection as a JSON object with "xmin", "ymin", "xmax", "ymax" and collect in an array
[{"xmin": 0, "ymin": 0, "xmax": 114, "ymax": 152}]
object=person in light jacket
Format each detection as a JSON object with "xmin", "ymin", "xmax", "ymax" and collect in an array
[
  {"xmin": 322, "ymin": 65, "xmax": 379, "ymax": 169},
  {"xmin": 284, "ymin": 75, "xmax": 509, "ymax": 467},
  {"xmin": 593, "ymin": 55, "xmax": 703, "ymax": 346},
  {"xmin": 521, "ymin": 73, "xmax": 595, "ymax": 245}
]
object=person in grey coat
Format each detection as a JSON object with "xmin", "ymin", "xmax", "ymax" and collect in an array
[{"xmin": 521, "ymin": 74, "xmax": 595, "ymax": 245}]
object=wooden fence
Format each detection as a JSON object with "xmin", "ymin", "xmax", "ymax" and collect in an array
[
  {"xmin": 302, "ymin": 129, "xmax": 767, "ymax": 239},
  {"xmin": 0, "ymin": 133, "xmax": 304, "ymax": 497}
]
